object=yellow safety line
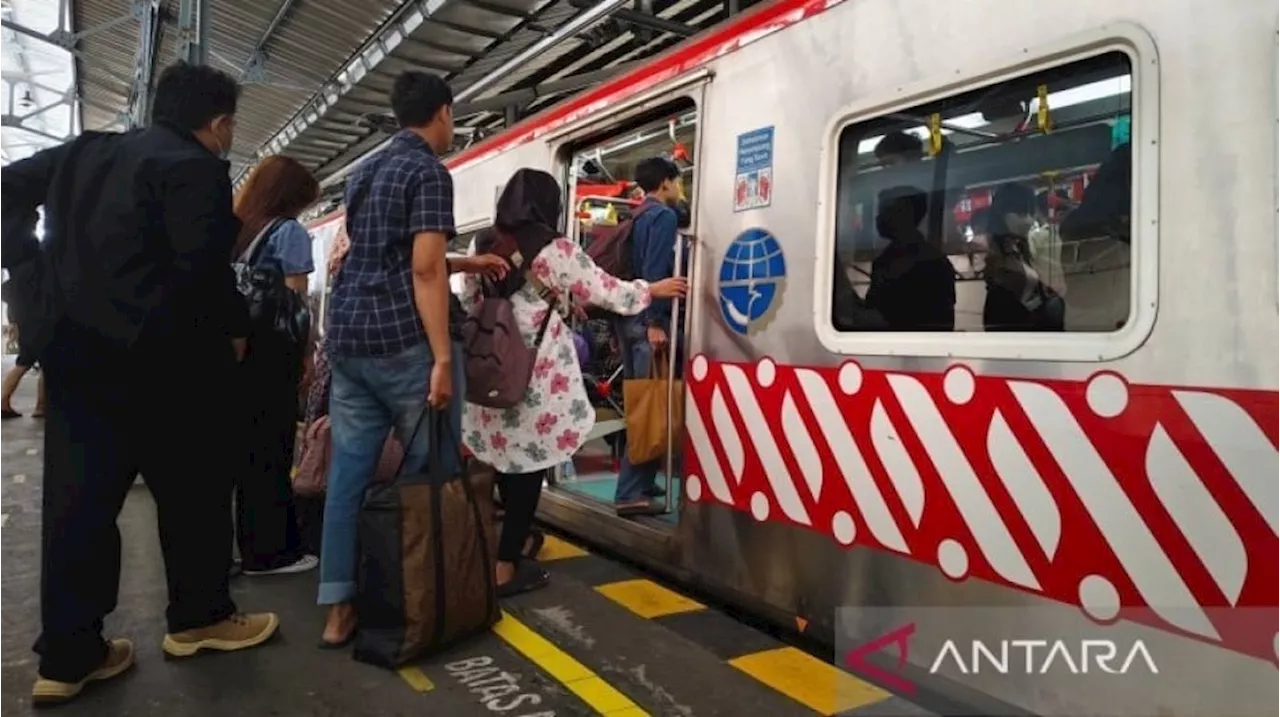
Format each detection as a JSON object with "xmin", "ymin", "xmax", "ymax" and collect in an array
[
  {"xmin": 729, "ymin": 646, "xmax": 891, "ymax": 715},
  {"xmin": 595, "ymin": 579, "xmax": 706, "ymax": 619},
  {"xmin": 493, "ymin": 610, "xmax": 649, "ymax": 716},
  {"xmin": 396, "ymin": 666, "xmax": 435, "ymax": 693}
]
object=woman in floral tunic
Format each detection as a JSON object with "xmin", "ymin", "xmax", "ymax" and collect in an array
[{"xmin": 459, "ymin": 169, "xmax": 686, "ymax": 596}]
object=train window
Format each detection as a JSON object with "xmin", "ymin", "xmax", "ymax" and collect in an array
[{"xmin": 829, "ymin": 50, "xmax": 1135, "ymax": 338}]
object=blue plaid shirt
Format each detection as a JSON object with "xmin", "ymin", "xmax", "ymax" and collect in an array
[{"xmin": 327, "ymin": 130, "xmax": 456, "ymax": 357}]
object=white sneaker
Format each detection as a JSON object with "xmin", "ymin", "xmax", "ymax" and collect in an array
[{"xmin": 243, "ymin": 554, "xmax": 318, "ymax": 576}]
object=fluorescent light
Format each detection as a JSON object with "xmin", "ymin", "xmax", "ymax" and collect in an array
[
  {"xmin": 383, "ymin": 29, "xmax": 403, "ymax": 52},
  {"xmin": 855, "ymin": 75, "xmax": 1132, "ymax": 155},
  {"xmin": 402, "ymin": 8, "xmax": 424, "ymax": 34}
]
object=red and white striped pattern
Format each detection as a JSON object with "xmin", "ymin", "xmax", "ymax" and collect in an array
[{"xmin": 683, "ymin": 356, "xmax": 1279, "ymax": 662}]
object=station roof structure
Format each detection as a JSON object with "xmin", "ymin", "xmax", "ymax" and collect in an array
[{"xmin": 3, "ymin": 0, "xmax": 755, "ymax": 184}]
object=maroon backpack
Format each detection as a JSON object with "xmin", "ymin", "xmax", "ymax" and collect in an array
[
  {"xmin": 462, "ymin": 283, "xmax": 556, "ymax": 410},
  {"xmin": 584, "ymin": 203, "xmax": 655, "ymax": 280}
]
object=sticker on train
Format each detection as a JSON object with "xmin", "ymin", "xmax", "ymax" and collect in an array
[
  {"xmin": 733, "ymin": 126, "xmax": 774, "ymax": 212},
  {"xmin": 718, "ymin": 228, "xmax": 786, "ymax": 336}
]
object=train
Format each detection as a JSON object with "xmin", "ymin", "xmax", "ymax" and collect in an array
[{"xmin": 304, "ymin": 0, "xmax": 1279, "ymax": 714}]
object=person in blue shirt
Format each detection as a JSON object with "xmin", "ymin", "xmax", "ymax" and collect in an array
[
  {"xmin": 615, "ymin": 157, "xmax": 685, "ymax": 516},
  {"xmin": 229, "ymin": 155, "xmax": 321, "ymax": 579}
]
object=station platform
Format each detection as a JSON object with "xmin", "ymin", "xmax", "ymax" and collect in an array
[{"xmin": 0, "ymin": 377, "xmax": 936, "ymax": 717}]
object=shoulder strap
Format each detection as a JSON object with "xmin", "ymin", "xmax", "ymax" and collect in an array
[
  {"xmin": 239, "ymin": 217, "xmax": 287, "ymax": 266},
  {"xmin": 344, "ymin": 154, "xmax": 388, "ymax": 238}
]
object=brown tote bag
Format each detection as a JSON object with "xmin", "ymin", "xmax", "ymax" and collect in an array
[
  {"xmin": 623, "ymin": 350, "xmax": 685, "ymax": 466},
  {"xmin": 353, "ymin": 410, "xmax": 499, "ymax": 668}
]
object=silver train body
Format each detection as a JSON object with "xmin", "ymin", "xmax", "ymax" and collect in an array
[{"xmin": 307, "ymin": 0, "xmax": 1279, "ymax": 713}]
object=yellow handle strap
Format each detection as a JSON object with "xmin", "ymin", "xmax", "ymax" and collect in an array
[
  {"xmin": 927, "ymin": 113, "xmax": 943, "ymax": 156},
  {"xmin": 1037, "ymin": 84, "xmax": 1053, "ymax": 134}
]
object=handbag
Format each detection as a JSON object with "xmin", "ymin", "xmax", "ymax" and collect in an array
[
  {"xmin": 291, "ymin": 417, "xmax": 408, "ymax": 497},
  {"xmin": 353, "ymin": 409, "xmax": 499, "ymax": 668},
  {"xmin": 623, "ymin": 349, "xmax": 685, "ymax": 466},
  {"xmin": 234, "ymin": 218, "xmax": 311, "ymax": 349}
]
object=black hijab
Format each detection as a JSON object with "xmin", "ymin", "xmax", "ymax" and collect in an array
[{"xmin": 496, "ymin": 169, "xmax": 563, "ymax": 265}]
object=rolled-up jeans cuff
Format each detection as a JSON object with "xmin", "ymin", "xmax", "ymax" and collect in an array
[{"xmin": 317, "ymin": 580, "xmax": 357, "ymax": 606}]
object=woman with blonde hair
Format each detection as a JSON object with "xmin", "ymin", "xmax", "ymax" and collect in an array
[{"xmin": 231, "ymin": 155, "xmax": 321, "ymax": 576}]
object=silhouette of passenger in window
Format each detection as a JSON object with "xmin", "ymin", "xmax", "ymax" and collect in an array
[
  {"xmin": 864, "ymin": 186, "xmax": 956, "ymax": 331},
  {"xmin": 983, "ymin": 183, "xmax": 1066, "ymax": 332},
  {"xmin": 1061, "ymin": 141, "xmax": 1131, "ymax": 243}
]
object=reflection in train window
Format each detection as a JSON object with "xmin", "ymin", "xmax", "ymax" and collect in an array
[{"xmin": 830, "ymin": 51, "xmax": 1133, "ymax": 334}]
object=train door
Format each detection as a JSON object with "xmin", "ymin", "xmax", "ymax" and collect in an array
[{"xmin": 538, "ymin": 87, "xmax": 704, "ymax": 556}]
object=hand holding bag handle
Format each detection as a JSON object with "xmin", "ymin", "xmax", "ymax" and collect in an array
[{"xmin": 389, "ymin": 405, "xmax": 466, "ymax": 483}]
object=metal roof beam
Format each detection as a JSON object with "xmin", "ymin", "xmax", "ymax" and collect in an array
[
  {"xmin": 454, "ymin": 60, "xmax": 641, "ymax": 116},
  {"xmin": 126, "ymin": 0, "xmax": 163, "ymax": 128},
  {"xmin": 457, "ymin": 0, "xmax": 632, "ymax": 104},
  {"xmin": 398, "ymin": 35, "xmax": 483, "ymax": 59},
  {"xmin": 237, "ymin": 0, "xmax": 460, "ymax": 181},
  {"xmin": 2, "ymin": 4, "xmax": 149, "ymax": 60},
  {"xmin": 316, "ymin": 0, "xmax": 633, "ymax": 189},
  {"xmin": 426, "ymin": 18, "xmax": 506, "ymax": 40},
  {"xmin": 566, "ymin": 0, "xmax": 696, "ymax": 37},
  {"xmin": 338, "ymin": 60, "xmax": 640, "ymax": 128},
  {"xmin": 461, "ymin": 0, "xmax": 530, "ymax": 20},
  {"xmin": 237, "ymin": 0, "xmax": 303, "ymax": 81},
  {"xmin": 175, "ymin": 0, "xmax": 209, "ymax": 66}
]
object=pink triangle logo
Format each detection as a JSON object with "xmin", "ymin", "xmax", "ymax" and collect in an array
[{"xmin": 843, "ymin": 622, "xmax": 917, "ymax": 695}]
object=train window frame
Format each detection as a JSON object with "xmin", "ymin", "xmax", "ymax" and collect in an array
[{"xmin": 812, "ymin": 24, "xmax": 1159, "ymax": 363}]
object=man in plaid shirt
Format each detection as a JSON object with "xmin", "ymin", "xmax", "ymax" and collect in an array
[{"xmin": 317, "ymin": 71, "xmax": 504, "ymax": 646}]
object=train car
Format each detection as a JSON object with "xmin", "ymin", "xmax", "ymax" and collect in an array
[{"xmin": 306, "ymin": 0, "xmax": 1279, "ymax": 714}]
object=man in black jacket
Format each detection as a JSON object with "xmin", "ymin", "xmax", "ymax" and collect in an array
[{"xmin": 0, "ymin": 62, "xmax": 279, "ymax": 706}]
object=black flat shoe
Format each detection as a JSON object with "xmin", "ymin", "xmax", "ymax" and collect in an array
[
  {"xmin": 1, "ymin": 409, "xmax": 20, "ymax": 420},
  {"xmin": 497, "ymin": 560, "xmax": 550, "ymax": 598}
]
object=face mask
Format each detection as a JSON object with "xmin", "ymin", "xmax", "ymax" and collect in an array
[
  {"xmin": 211, "ymin": 118, "xmax": 232, "ymax": 160},
  {"xmin": 1004, "ymin": 213, "xmax": 1034, "ymax": 237}
]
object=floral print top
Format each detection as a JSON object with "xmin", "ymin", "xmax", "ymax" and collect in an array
[{"xmin": 459, "ymin": 236, "xmax": 652, "ymax": 474}]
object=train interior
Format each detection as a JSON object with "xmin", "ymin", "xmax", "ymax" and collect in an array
[
  {"xmin": 544, "ymin": 100, "xmax": 698, "ymax": 530},
  {"xmin": 831, "ymin": 50, "xmax": 1134, "ymax": 334}
]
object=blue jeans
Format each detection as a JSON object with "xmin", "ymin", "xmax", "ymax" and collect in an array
[
  {"xmin": 613, "ymin": 315, "xmax": 683, "ymax": 503},
  {"xmin": 317, "ymin": 340, "xmax": 464, "ymax": 605}
]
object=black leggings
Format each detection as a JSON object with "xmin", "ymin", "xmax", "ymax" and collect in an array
[
  {"xmin": 233, "ymin": 337, "xmax": 305, "ymax": 571},
  {"xmin": 496, "ymin": 470, "xmax": 545, "ymax": 563}
]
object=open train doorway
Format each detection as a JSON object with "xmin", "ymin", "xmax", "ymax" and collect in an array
[{"xmin": 539, "ymin": 96, "xmax": 700, "ymax": 553}]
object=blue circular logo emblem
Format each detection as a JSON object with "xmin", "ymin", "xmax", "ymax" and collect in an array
[{"xmin": 718, "ymin": 228, "xmax": 787, "ymax": 336}]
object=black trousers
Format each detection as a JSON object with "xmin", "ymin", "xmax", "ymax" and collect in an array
[
  {"xmin": 233, "ymin": 335, "xmax": 304, "ymax": 571},
  {"xmin": 35, "ymin": 321, "xmax": 238, "ymax": 682},
  {"xmin": 496, "ymin": 470, "xmax": 545, "ymax": 563}
]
